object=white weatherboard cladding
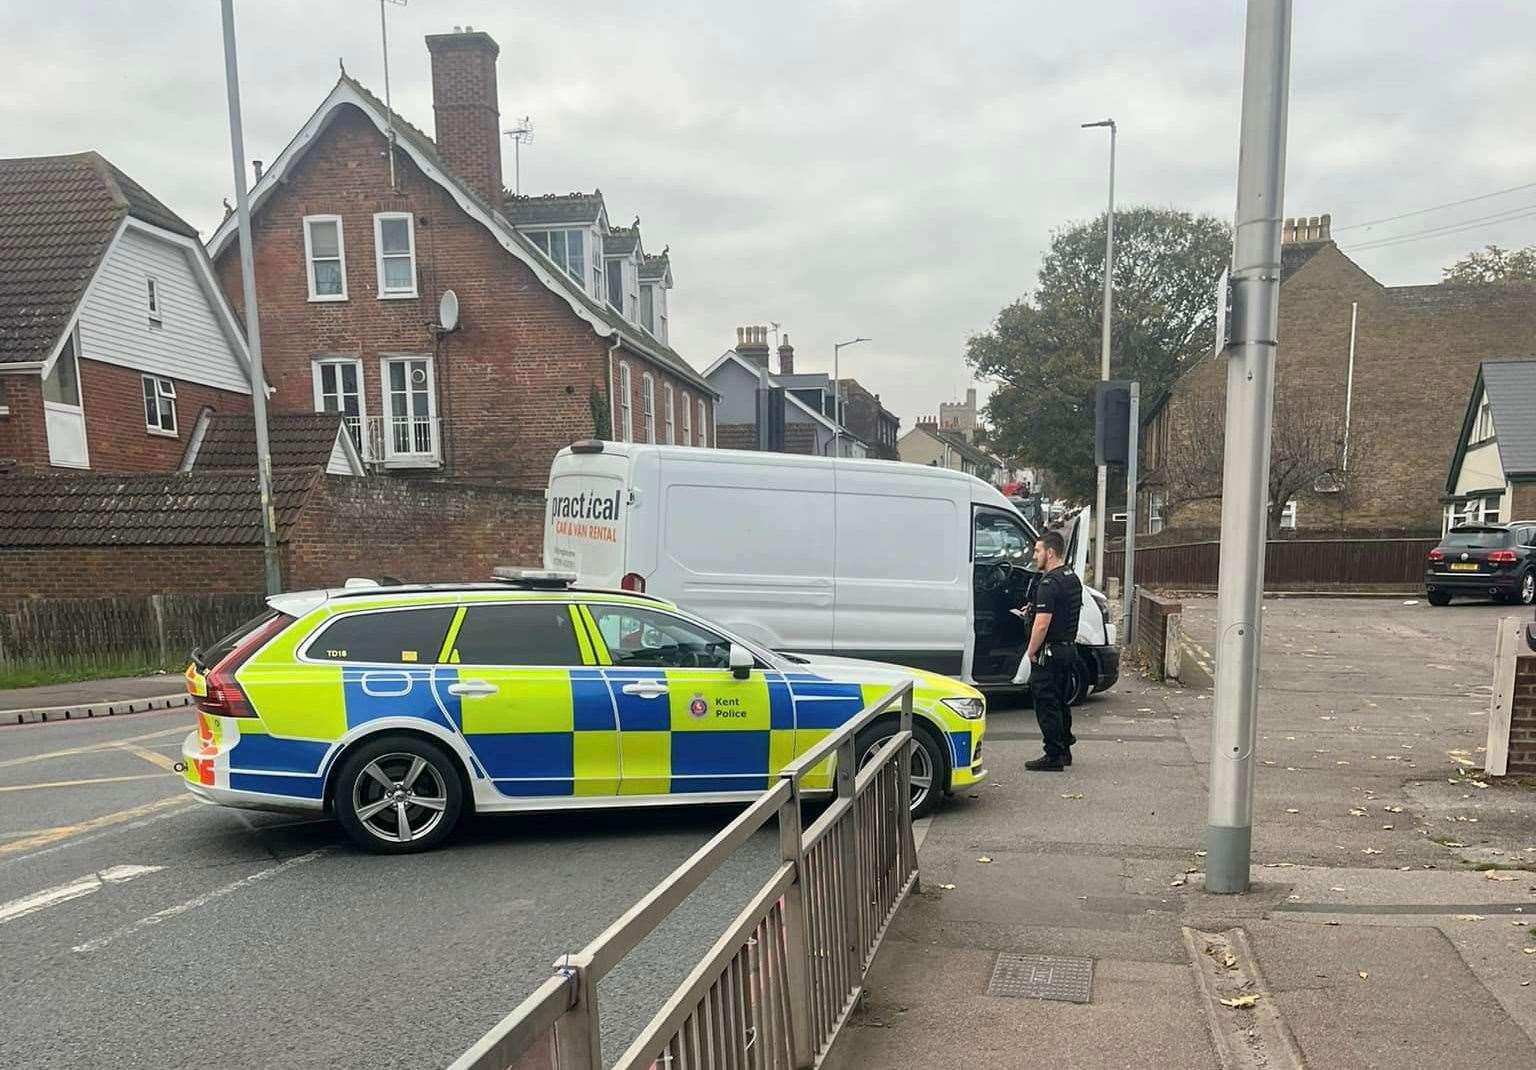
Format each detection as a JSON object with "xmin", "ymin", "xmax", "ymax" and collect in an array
[
  {"xmin": 78, "ymin": 228, "xmax": 250, "ymax": 394},
  {"xmin": 326, "ymin": 436, "xmax": 352, "ymax": 475},
  {"xmin": 1455, "ymin": 440, "xmax": 1505, "ymax": 497}
]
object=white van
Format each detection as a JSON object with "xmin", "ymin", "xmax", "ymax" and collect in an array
[{"xmin": 543, "ymin": 442, "xmax": 1119, "ymax": 702}]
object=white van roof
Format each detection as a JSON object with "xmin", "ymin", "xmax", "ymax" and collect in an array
[{"xmin": 557, "ymin": 440, "xmax": 1018, "ymax": 511}]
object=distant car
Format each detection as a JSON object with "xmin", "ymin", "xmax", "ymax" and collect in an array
[{"xmin": 1424, "ymin": 522, "xmax": 1536, "ymax": 606}]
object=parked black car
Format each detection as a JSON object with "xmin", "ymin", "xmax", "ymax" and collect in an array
[{"xmin": 1424, "ymin": 521, "xmax": 1536, "ymax": 606}]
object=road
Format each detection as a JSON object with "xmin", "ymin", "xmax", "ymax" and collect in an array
[{"xmin": 0, "ymin": 706, "xmax": 781, "ymax": 1069}]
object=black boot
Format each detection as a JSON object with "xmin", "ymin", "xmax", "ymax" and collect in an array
[
  {"xmin": 1063, "ymin": 751, "xmax": 1073, "ymax": 766},
  {"xmin": 1025, "ymin": 754, "xmax": 1065, "ymax": 772}
]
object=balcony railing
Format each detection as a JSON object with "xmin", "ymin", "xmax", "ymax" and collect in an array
[{"xmin": 365, "ymin": 414, "xmax": 441, "ymax": 468}]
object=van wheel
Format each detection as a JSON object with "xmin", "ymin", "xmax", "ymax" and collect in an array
[
  {"xmin": 856, "ymin": 721, "xmax": 946, "ymax": 818},
  {"xmin": 1427, "ymin": 591, "xmax": 1451, "ymax": 607},
  {"xmin": 333, "ymin": 734, "xmax": 464, "ymax": 854},
  {"xmin": 1067, "ymin": 655, "xmax": 1094, "ymax": 706}
]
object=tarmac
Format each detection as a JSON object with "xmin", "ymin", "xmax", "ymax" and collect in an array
[{"xmin": 824, "ymin": 596, "xmax": 1536, "ymax": 1070}]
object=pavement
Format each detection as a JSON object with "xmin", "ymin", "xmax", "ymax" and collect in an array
[
  {"xmin": 0, "ymin": 673, "xmax": 191, "ymax": 724},
  {"xmin": 825, "ymin": 596, "xmax": 1536, "ymax": 1070},
  {"xmin": 0, "ymin": 707, "xmax": 778, "ymax": 1068}
]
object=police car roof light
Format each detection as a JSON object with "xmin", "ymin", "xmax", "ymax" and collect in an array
[
  {"xmin": 342, "ymin": 578, "xmax": 380, "ymax": 589},
  {"xmin": 570, "ymin": 440, "xmax": 605, "ymax": 454},
  {"xmin": 492, "ymin": 567, "xmax": 579, "ymax": 589}
]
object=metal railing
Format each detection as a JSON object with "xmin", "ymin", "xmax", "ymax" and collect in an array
[
  {"xmin": 450, "ymin": 681, "xmax": 921, "ymax": 1070},
  {"xmin": 365, "ymin": 414, "xmax": 441, "ymax": 465}
]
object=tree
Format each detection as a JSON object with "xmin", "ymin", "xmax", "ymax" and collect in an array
[
  {"xmin": 1442, "ymin": 244, "xmax": 1536, "ymax": 285},
  {"xmin": 966, "ymin": 208, "xmax": 1232, "ymax": 501},
  {"xmin": 1161, "ymin": 389, "xmax": 1364, "ymax": 537}
]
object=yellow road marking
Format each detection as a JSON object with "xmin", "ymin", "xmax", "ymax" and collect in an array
[
  {"xmin": 117, "ymin": 742, "xmax": 179, "ymax": 772},
  {"xmin": 0, "ymin": 725, "xmax": 188, "ymax": 770},
  {"xmin": 0, "ymin": 773, "xmax": 169, "ymax": 794},
  {"xmin": 0, "ymin": 795, "xmax": 194, "ymax": 857}
]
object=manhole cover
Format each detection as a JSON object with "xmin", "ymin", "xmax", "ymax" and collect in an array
[{"xmin": 986, "ymin": 953, "xmax": 1094, "ymax": 1002}]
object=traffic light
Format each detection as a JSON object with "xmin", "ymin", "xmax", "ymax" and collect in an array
[{"xmin": 1095, "ymin": 381, "xmax": 1133, "ymax": 466}]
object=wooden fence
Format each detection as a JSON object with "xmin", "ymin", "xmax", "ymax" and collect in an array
[
  {"xmin": 0, "ymin": 593, "xmax": 268, "ymax": 670},
  {"xmin": 1105, "ymin": 538, "xmax": 1438, "ymax": 592}
]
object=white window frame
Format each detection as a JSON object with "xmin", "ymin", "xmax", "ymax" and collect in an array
[
  {"xmin": 641, "ymin": 372, "xmax": 657, "ymax": 443},
  {"xmin": 1280, "ymin": 498, "xmax": 1299, "ymax": 530},
  {"xmin": 1474, "ymin": 398, "xmax": 1494, "ymax": 441},
  {"xmin": 142, "ymin": 374, "xmax": 177, "ymax": 437},
  {"xmin": 303, "ymin": 214, "xmax": 347, "ymax": 301},
  {"xmin": 373, "ymin": 212, "xmax": 418, "ymax": 299},
  {"xmin": 619, "ymin": 362, "xmax": 634, "ymax": 443},
  {"xmin": 1147, "ymin": 490, "xmax": 1165, "ymax": 535},
  {"xmin": 146, "ymin": 276, "xmax": 162, "ymax": 324},
  {"xmin": 663, "ymin": 383, "xmax": 675, "ymax": 445},
  {"xmin": 606, "ymin": 258, "xmax": 624, "ymax": 310},
  {"xmin": 696, "ymin": 399, "xmax": 708, "ymax": 447},
  {"xmin": 1479, "ymin": 493, "xmax": 1502, "ymax": 524},
  {"xmin": 529, "ymin": 228, "xmax": 586, "ymax": 285},
  {"xmin": 681, "ymin": 391, "xmax": 692, "ymax": 446},
  {"xmin": 379, "ymin": 354, "xmax": 439, "ymax": 465},
  {"xmin": 312, "ymin": 356, "xmax": 367, "ymax": 457}
]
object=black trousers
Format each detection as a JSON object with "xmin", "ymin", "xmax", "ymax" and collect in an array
[{"xmin": 1029, "ymin": 643, "xmax": 1076, "ymax": 760}]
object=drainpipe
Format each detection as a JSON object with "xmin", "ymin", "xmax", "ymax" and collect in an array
[
  {"xmin": 1342, "ymin": 301, "xmax": 1358, "ymax": 473},
  {"xmin": 606, "ymin": 331, "xmax": 622, "ymax": 439}
]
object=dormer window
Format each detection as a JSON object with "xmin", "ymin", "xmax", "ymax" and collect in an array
[
  {"xmin": 528, "ymin": 228, "xmax": 586, "ymax": 285},
  {"xmin": 639, "ymin": 284, "xmax": 655, "ymax": 333},
  {"xmin": 1475, "ymin": 397, "xmax": 1494, "ymax": 441},
  {"xmin": 607, "ymin": 261, "xmax": 623, "ymax": 309}
]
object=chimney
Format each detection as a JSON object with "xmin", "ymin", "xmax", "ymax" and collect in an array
[
  {"xmin": 737, "ymin": 325, "xmax": 771, "ymax": 370},
  {"xmin": 252, "ymin": 159, "xmax": 264, "ymax": 182},
  {"xmin": 966, "ymin": 387, "xmax": 977, "ymax": 410},
  {"xmin": 778, "ymin": 333, "xmax": 795, "ymax": 376},
  {"xmin": 425, "ymin": 29, "xmax": 503, "ymax": 204},
  {"xmin": 1281, "ymin": 213, "xmax": 1332, "ymax": 245}
]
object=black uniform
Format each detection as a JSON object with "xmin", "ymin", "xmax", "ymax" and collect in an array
[{"xmin": 1028, "ymin": 565, "xmax": 1083, "ymax": 762}]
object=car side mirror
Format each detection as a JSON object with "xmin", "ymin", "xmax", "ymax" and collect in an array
[{"xmin": 728, "ymin": 643, "xmax": 754, "ymax": 680}]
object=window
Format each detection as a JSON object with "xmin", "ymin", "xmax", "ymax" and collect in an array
[
  {"xmin": 663, "ymin": 383, "xmax": 675, "ymax": 445},
  {"xmin": 448, "ymin": 604, "xmax": 581, "ymax": 665},
  {"xmin": 587, "ymin": 605, "xmax": 733, "ymax": 670},
  {"xmin": 606, "ymin": 260, "xmax": 624, "ymax": 309},
  {"xmin": 973, "ymin": 510, "xmax": 1031, "ymax": 562},
  {"xmin": 529, "ymin": 228, "xmax": 585, "ymax": 284},
  {"xmin": 697, "ymin": 399, "xmax": 708, "ymax": 447},
  {"xmin": 381, "ymin": 355, "xmax": 437, "ymax": 460},
  {"xmin": 373, "ymin": 213, "xmax": 417, "ymax": 298},
  {"xmin": 641, "ymin": 373, "xmax": 656, "ymax": 443},
  {"xmin": 303, "ymin": 216, "xmax": 346, "ymax": 300},
  {"xmin": 42, "ymin": 336, "xmax": 81, "ymax": 407},
  {"xmin": 681, "ymin": 391, "xmax": 692, "ymax": 446},
  {"xmin": 147, "ymin": 277, "xmax": 162, "ymax": 323},
  {"xmin": 656, "ymin": 290, "xmax": 668, "ymax": 343},
  {"xmin": 1147, "ymin": 490, "xmax": 1165, "ymax": 535},
  {"xmin": 1280, "ymin": 499, "xmax": 1299, "ymax": 530},
  {"xmin": 1478, "ymin": 493, "xmax": 1502, "ymax": 524},
  {"xmin": 594, "ymin": 259, "xmax": 605, "ymax": 302},
  {"xmin": 308, "ymin": 607, "xmax": 457, "ymax": 664},
  {"xmin": 619, "ymin": 362, "xmax": 633, "ymax": 442},
  {"xmin": 142, "ymin": 375, "xmax": 177, "ymax": 435},
  {"xmin": 639, "ymin": 284, "xmax": 655, "ymax": 333},
  {"xmin": 1475, "ymin": 398, "xmax": 1495, "ymax": 441},
  {"xmin": 313, "ymin": 357, "xmax": 365, "ymax": 453}
]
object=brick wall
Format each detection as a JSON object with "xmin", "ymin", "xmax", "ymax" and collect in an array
[
  {"xmin": 1143, "ymin": 242, "xmax": 1536, "ymax": 535},
  {"xmin": 714, "ymin": 421, "xmax": 818, "ymax": 455},
  {"xmin": 282, "ymin": 475, "xmax": 545, "ymax": 589},
  {"xmin": 0, "ymin": 362, "xmax": 248, "ymax": 474},
  {"xmin": 1508, "ymin": 655, "xmax": 1536, "ymax": 775},
  {"xmin": 0, "ymin": 546, "xmax": 265, "ymax": 605},
  {"xmin": 1510, "ymin": 481, "xmax": 1536, "ymax": 520},
  {"xmin": 1131, "ymin": 587, "xmax": 1181, "ymax": 681},
  {"xmin": 213, "ymin": 106, "xmax": 711, "ymax": 490}
]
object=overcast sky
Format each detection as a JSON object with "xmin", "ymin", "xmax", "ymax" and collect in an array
[{"xmin": 6, "ymin": 1, "xmax": 1535, "ymax": 426}]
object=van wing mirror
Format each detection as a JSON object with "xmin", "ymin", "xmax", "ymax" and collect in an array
[{"xmin": 728, "ymin": 643, "xmax": 754, "ymax": 680}]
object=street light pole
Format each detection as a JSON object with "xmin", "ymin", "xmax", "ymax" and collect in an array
[
  {"xmin": 832, "ymin": 337, "xmax": 870, "ymax": 455},
  {"xmin": 1206, "ymin": 0, "xmax": 1293, "ymax": 895},
  {"xmin": 220, "ymin": 0, "xmax": 281, "ymax": 596},
  {"xmin": 1082, "ymin": 119, "xmax": 1115, "ymax": 587}
]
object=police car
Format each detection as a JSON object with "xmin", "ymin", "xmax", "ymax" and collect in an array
[{"xmin": 181, "ymin": 571, "xmax": 988, "ymax": 852}]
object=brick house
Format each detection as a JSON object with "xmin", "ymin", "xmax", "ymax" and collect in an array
[
  {"xmin": 897, "ymin": 421, "xmax": 999, "ymax": 482},
  {"xmin": 0, "ymin": 152, "xmax": 253, "ymax": 475},
  {"xmin": 835, "ymin": 378, "xmax": 900, "ymax": 460},
  {"xmin": 204, "ymin": 29, "xmax": 717, "ymax": 490},
  {"xmin": 706, "ymin": 327, "xmax": 868, "ymax": 456},
  {"xmin": 1138, "ymin": 215, "xmax": 1536, "ymax": 537},
  {"xmin": 1443, "ymin": 359, "xmax": 1536, "ymax": 528}
]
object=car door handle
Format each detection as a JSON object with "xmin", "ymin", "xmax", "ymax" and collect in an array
[
  {"xmin": 621, "ymin": 681, "xmax": 670, "ymax": 699},
  {"xmin": 447, "ymin": 680, "xmax": 499, "ymax": 698}
]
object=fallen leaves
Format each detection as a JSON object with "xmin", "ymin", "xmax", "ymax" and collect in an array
[
  {"xmin": 937, "ymin": 883, "xmax": 956, "ymax": 891},
  {"xmin": 1455, "ymin": 914, "xmax": 1486, "ymax": 921},
  {"xmin": 1170, "ymin": 877, "xmax": 1186, "ymax": 888},
  {"xmin": 1524, "ymin": 948, "xmax": 1536, "ymax": 956},
  {"xmin": 1358, "ymin": 971, "xmax": 1369, "ymax": 981},
  {"xmin": 1060, "ymin": 793, "xmax": 1085, "ymax": 800},
  {"xmin": 976, "ymin": 856, "xmax": 993, "ymax": 865},
  {"xmin": 1285, "ymin": 808, "xmax": 1300, "ymax": 814},
  {"xmin": 1363, "ymin": 848, "xmax": 1383, "ymax": 855},
  {"xmin": 1348, "ymin": 808, "xmax": 1367, "ymax": 817},
  {"xmin": 1384, "ymin": 806, "xmax": 1404, "ymax": 814},
  {"xmin": 1219, "ymin": 995, "xmax": 1260, "ymax": 1009},
  {"xmin": 1485, "ymin": 870, "xmax": 1518, "ymax": 882}
]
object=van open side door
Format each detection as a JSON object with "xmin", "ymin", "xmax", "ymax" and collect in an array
[{"xmin": 1066, "ymin": 505, "xmax": 1090, "ymax": 578}]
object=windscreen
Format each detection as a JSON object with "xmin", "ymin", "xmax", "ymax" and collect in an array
[{"xmin": 1445, "ymin": 529, "xmax": 1509, "ymax": 549}]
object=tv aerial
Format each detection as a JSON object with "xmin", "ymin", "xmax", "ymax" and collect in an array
[{"xmin": 505, "ymin": 116, "xmax": 534, "ymax": 195}]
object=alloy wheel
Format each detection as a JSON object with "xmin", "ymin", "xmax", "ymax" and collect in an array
[
  {"xmin": 859, "ymin": 734, "xmax": 934, "ymax": 813},
  {"xmin": 351, "ymin": 752, "xmax": 448, "ymax": 844},
  {"xmin": 1523, "ymin": 572, "xmax": 1535, "ymax": 606}
]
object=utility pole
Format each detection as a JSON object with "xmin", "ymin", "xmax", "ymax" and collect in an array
[
  {"xmin": 832, "ymin": 337, "xmax": 870, "ymax": 455},
  {"xmin": 1081, "ymin": 119, "xmax": 1116, "ymax": 587},
  {"xmin": 1206, "ymin": 0, "xmax": 1293, "ymax": 895},
  {"xmin": 220, "ymin": 0, "xmax": 282, "ymax": 596},
  {"xmin": 1122, "ymin": 381, "xmax": 1140, "ymax": 644}
]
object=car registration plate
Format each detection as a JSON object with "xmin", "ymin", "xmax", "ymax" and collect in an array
[{"xmin": 1449, "ymin": 562, "xmax": 1479, "ymax": 571}]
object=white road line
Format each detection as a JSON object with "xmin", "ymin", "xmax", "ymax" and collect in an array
[
  {"xmin": 0, "ymin": 865, "xmax": 163, "ymax": 926},
  {"xmin": 71, "ymin": 848, "xmax": 332, "ymax": 954}
]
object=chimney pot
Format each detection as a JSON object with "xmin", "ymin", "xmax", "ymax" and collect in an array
[
  {"xmin": 777, "ymin": 334, "xmax": 795, "ymax": 376},
  {"xmin": 736, "ymin": 327, "xmax": 746, "ymax": 346},
  {"xmin": 1319, "ymin": 212, "xmax": 1331, "ymax": 241},
  {"xmin": 252, "ymin": 159, "xmax": 264, "ymax": 182},
  {"xmin": 426, "ymin": 29, "xmax": 503, "ymax": 204}
]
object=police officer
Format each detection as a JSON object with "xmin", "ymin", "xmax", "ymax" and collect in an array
[{"xmin": 1020, "ymin": 529, "xmax": 1082, "ymax": 772}]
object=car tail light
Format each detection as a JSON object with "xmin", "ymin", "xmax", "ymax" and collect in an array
[
  {"xmin": 621, "ymin": 572, "xmax": 647, "ymax": 593},
  {"xmin": 196, "ymin": 614, "xmax": 290, "ymax": 718},
  {"xmin": 1488, "ymin": 549, "xmax": 1518, "ymax": 565},
  {"xmin": 1428, "ymin": 548, "xmax": 1444, "ymax": 563}
]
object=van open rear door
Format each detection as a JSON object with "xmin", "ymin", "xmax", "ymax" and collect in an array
[
  {"xmin": 544, "ymin": 449, "xmax": 631, "ymax": 588},
  {"xmin": 1066, "ymin": 505, "xmax": 1090, "ymax": 578}
]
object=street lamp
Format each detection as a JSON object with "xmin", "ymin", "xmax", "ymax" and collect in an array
[
  {"xmin": 1082, "ymin": 118, "xmax": 1116, "ymax": 588},
  {"xmin": 833, "ymin": 337, "xmax": 871, "ymax": 454}
]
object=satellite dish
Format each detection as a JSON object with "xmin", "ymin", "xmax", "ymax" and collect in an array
[{"xmin": 438, "ymin": 289, "xmax": 461, "ymax": 333}]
